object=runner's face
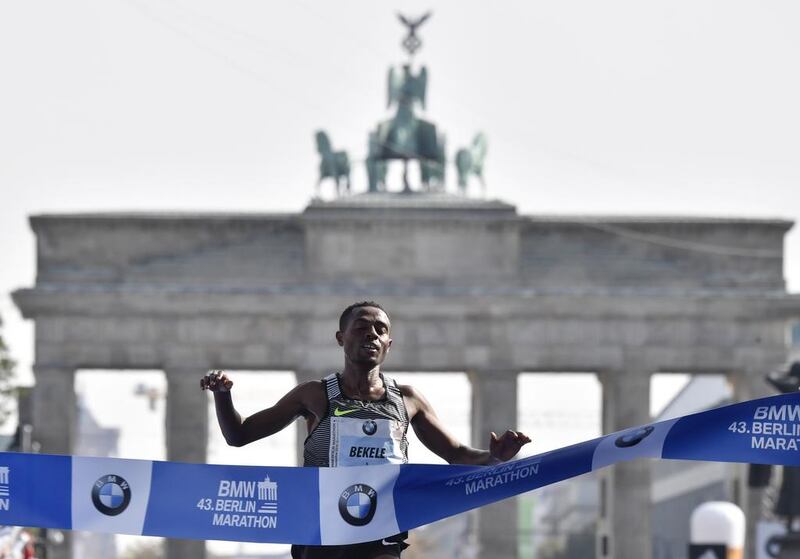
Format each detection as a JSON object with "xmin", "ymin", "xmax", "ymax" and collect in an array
[{"xmin": 337, "ymin": 307, "xmax": 392, "ymax": 366}]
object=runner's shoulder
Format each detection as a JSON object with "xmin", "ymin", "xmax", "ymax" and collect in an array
[
  {"xmin": 396, "ymin": 383, "xmax": 430, "ymax": 415},
  {"xmin": 396, "ymin": 383, "xmax": 418, "ymax": 397},
  {"xmin": 283, "ymin": 379, "xmax": 325, "ymax": 415},
  {"xmin": 294, "ymin": 379, "xmax": 327, "ymax": 400}
]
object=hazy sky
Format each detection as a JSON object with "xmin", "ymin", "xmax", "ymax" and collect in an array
[{"xmin": 1, "ymin": 2, "xmax": 798, "ymax": 389}]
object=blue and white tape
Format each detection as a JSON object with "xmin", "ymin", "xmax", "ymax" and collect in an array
[{"xmin": 0, "ymin": 392, "xmax": 798, "ymax": 545}]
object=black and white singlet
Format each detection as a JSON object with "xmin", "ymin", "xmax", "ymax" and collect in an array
[{"xmin": 303, "ymin": 373, "xmax": 410, "ymax": 467}]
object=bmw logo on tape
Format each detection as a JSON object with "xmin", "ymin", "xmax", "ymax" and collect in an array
[
  {"xmin": 338, "ymin": 483, "xmax": 378, "ymax": 526},
  {"xmin": 615, "ymin": 425, "xmax": 655, "ymax": 448},
  {"xmin": 91, "ymin": 474, "xmax": 132, "ymax": 516}
]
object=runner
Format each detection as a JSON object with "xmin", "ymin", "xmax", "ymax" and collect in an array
[{"xmin": 201, "ymin": 301, "xmax": 531, "ymax": 559}]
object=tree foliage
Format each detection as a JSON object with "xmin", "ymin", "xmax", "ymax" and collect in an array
[{"xmin": 0, "ymin": 313, "xmax": 16, "ymax": 426}]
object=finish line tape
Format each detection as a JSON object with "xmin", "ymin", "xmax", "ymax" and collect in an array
[{"xmin": 1, "ymin": 392, "xmax": 799, "ymax": 545}]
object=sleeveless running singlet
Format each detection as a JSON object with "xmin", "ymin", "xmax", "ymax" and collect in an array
[{"xmin": 303, "ymin": 373, "xmax": 409, "ymax": 467}]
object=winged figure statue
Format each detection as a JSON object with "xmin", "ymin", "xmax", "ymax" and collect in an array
[{"xmin": 387, "ymin": 65, "xmax": 427, "ymax": 110}]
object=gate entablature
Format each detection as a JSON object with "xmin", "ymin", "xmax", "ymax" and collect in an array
[{"xmin": 23, "ymin": 200, "xmax": 792, "ymax": 291}]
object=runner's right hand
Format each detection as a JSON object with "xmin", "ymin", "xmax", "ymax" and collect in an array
[{"xmin": 201, "ymin": 370, "xmax": 233, "ymax": 392}]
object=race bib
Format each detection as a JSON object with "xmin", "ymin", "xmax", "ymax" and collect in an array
[{"xmin": 329, "ymin": 417, "xmax": 405, "ymax": 467}]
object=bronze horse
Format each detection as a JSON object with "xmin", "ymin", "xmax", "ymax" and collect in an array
[
  {"xmin": 455, "ymin": 132, "xmax": 487, "ymax": 196},
  {"xmin": 315, "ymin": 130, "xmax": 351, "ymax": 197}
]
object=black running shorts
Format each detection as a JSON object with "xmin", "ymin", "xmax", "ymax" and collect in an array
[{"xmin": 291, "ymin": 532, "xmax": 409, "ymax": 559}]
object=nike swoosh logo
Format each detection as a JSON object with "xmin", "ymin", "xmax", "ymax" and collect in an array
[{"xmin": 333, "ymin": 407, "xmax": 359, "ymax": 417}]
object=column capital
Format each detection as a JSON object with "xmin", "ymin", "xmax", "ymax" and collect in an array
[
  {"xmin": 596, "ymin": 367, "xmax": 653, "ymax": 387},
  {"xmin": 728, "ymin": 369, "xmax": 773, "ymax": 401},
  {"xmin": 604, "ymin": 352, "xmax": 658, "ymax": 375},
  {"xmin": 294, "ymin": 368, "xmax": 332, "ymax": 383},
  {"xmin": 732, "ymin": 347, "xmax": 787, "ymax": 374},
  {"xmin": 467, "ymin": 369, "xmax": 519, "ymax": 383},
  {"xmin": 32, "ymin": 363, "xmax": 76, "ymax": 376},
  {"xmin": 599, "ymin": 367, "xmax": 651, "ymax": 439},
  {"xmin": 163, "ymin": 368, "xmax": 211, "ymax": 394},
  {"xmin": 164, "ymin": 366, "xmax": 210, "ymax": 377},
  {"xmin": 163, "ymin": 347, "xmax": 212, "ymax": 371}
]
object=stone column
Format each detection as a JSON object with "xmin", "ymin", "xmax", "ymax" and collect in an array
[
  {"xmin": 32, "ymin": 365, "xmax": 76, "ymax": 455},
  {"xmin": 596, "ymin": 369, "xmax": 652, "ymax": 559},
  {"xmin": 165, "ymin": 368, "xmax": 208, "ymax": 559},
  {"xmin": 469, "ymin": 370, "xmax": 519, "ymax": 559},
  {"xmin": 729, "ymin": 368, "xmax": 774, "ymax": 559},
  {"xmin": 32, "ymin": 364, "xmax": 76, "ymax": 559}
]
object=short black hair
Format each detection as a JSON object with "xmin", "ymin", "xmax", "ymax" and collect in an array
[{"xmin": 339, "ymin": 301, "xmax": 387, "ymax": 332}]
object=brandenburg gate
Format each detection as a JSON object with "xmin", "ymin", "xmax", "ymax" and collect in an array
[{"xmin": 12, "ymin": 194, "xmax": 800, "ymax": 558}]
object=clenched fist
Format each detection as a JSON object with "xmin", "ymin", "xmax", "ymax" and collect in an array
[
  {"xmin": 489, "ymin": 430, "xmax": 531, "ymax": 462},
  {"xmin": 200, "ymin": 370, "xmax": 233, "ymax": 392}
]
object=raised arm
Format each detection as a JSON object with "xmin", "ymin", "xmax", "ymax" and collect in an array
[
  {"xmin": 201, "ymin": 370, "xmax": 324, "ymax": 447},
  {"xmin": 400, "ymin": 384, "xmax": 531, "ymax": 465}
]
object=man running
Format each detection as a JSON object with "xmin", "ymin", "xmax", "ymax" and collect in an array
[{"xmin": 201, "ymin": 301, "xmax": 531, "ymax": 559}]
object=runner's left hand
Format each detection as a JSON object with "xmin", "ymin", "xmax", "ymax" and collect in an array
[{"xmin": 489, "ymin": 430, "xmax": 531, "ymax": 462}]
